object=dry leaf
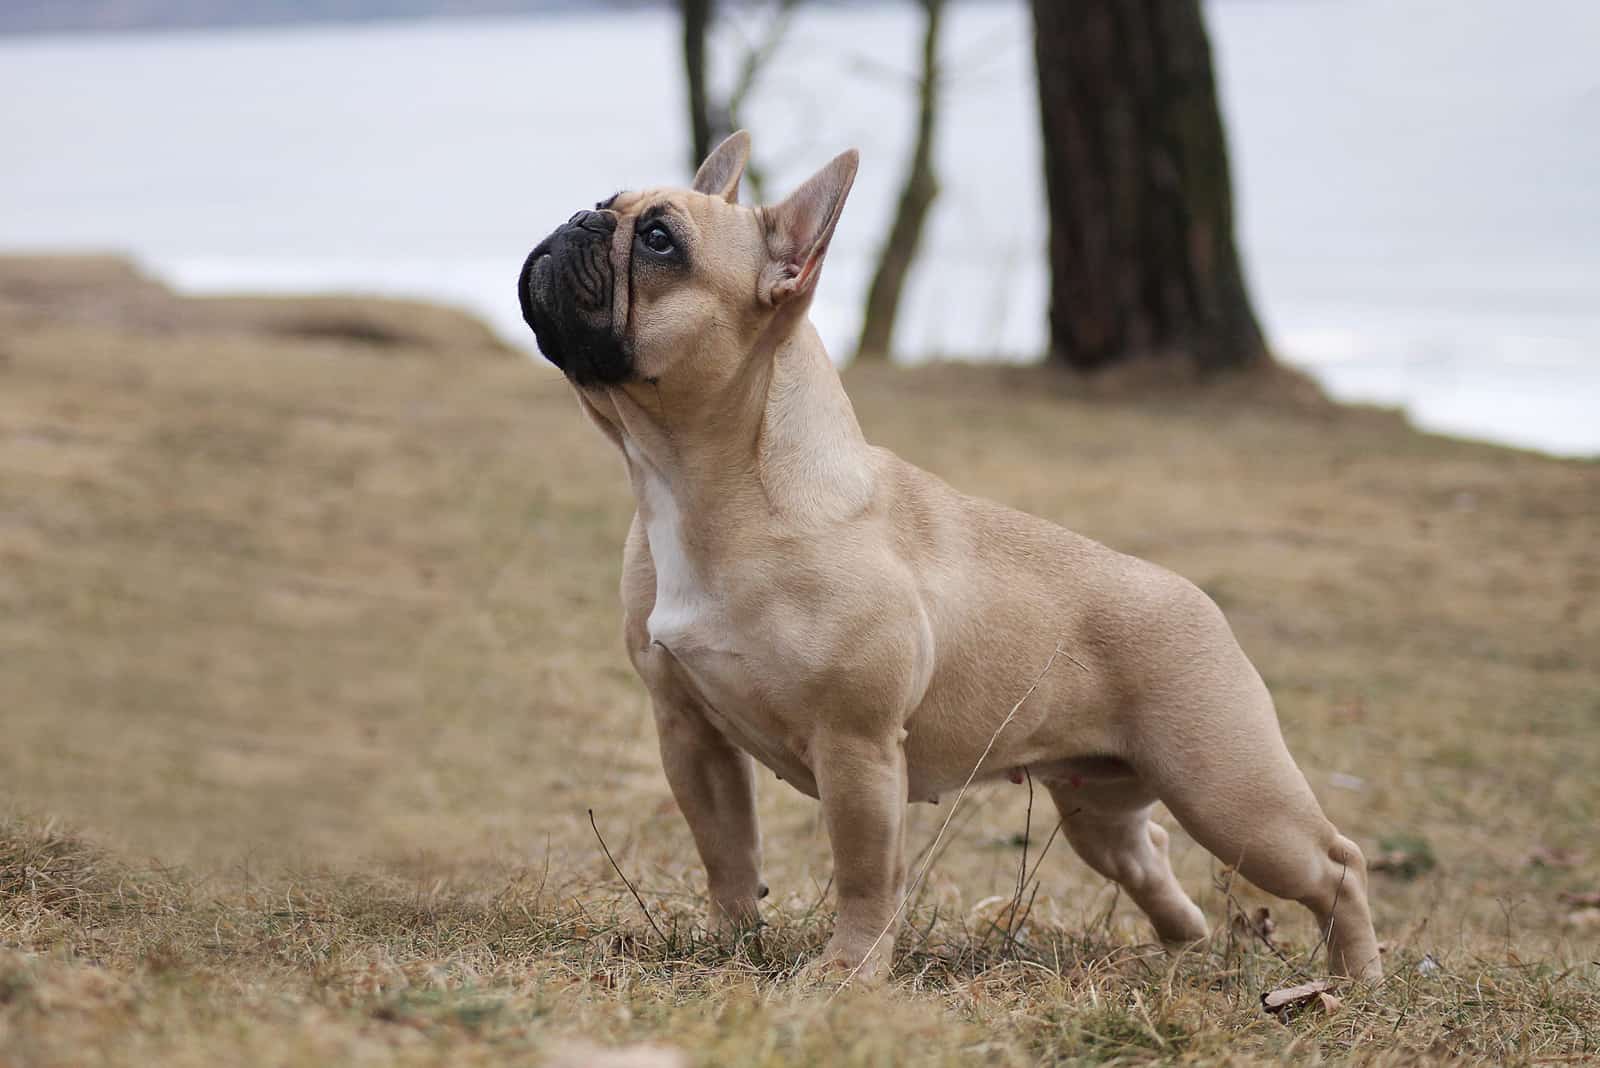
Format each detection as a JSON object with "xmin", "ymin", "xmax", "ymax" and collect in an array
[
  {"xmin": 1558, "ymin": 890, "xmax": 1600, "ymax": 909},
  {"xmin": 1317, "ymin": 991, "xmax": 1343, "ymax": 1013},
  {"xmin": 1564, "ymin": 908, "xmax": 1600, "ymax": 930},
  {"xmin": 1261, "ymin": 979, "xmax": 1332, "ymax": 1016}
]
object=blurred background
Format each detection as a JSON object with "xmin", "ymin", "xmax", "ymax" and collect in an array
[
  {"xmin": 3, "ymin": 0, "xmax": 1597, "ymax": 456},
  {"xmin": 4, "ymin": 4, "xmax": 1598, "ymax": 1062}
]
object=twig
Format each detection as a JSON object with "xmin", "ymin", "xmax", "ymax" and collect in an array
[
  {"xmin": 1024, "ymin": 819, "xmax": 1066, "ymax": 890},
  {"xmin": 1214, "ymin": 865, "xmax": 1307, "ymax": 979},
  {"xmin": 1006, "ymin": 818, "xmax": 1065, "ymax": 952},
  {"xmin": 1093, "ymin": 883, "xmax": 1123, "ymax": 937},
  {"xmin": 910, "ymin": 904, "xmax": 942, "ymax": 957},
  {"xmin": 1307, "ymin": 860, "xmax": 1348, "ymax": 970},
  {"xmin": 799, "ymin": 872, "xmax": 834, "ymax": 926},
  {"xmin": 588, "ymin": 808, "xmax": 666, "ymax": 944},
  {"xmin": 1015, "ymin": 770, "xmax": 1034, "ymax": 909},
  {"xmin": 906, "ymin": 793, "xmax": 987, "ymax": 876},
  {"xmin": 1005, "ymin": 884, "xmax": 1042, "ymax": 958},
  {"xmin": 905, "ymin": 798, "xmax": 988, "ymax": 921},
  {"xmin": 726, "ymin": 0, "xmax": 801, "ymax": 118},
  {"xmin": 1215, "ymin": 862, "xmax": 1240, "ymax": 1003},
  {"xmin": 998, "ymin": 767, "xmax": 1035, "ymax": 956}
]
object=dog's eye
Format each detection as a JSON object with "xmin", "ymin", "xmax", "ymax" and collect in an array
[{"xmin": 639, "ymin": 223, "xmax": 675, "ymax": 256}]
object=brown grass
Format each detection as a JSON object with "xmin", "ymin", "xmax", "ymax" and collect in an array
[{"xmin": 1, "ymin": 256, "xmax": 1596, "ymax": 1065}]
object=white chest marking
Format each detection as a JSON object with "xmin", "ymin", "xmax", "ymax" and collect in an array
[{"xmin": 629, "ymin": 446, "xmax": 710, "ymax": 644}]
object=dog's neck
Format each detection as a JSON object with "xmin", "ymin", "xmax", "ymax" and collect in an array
[{"xmin": 582, "ymin": 318, "xmax": 875, "ymax": 533}]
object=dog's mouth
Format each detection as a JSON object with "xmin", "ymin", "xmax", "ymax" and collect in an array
[
  {"xmin": 518, "ymin": 211, "xmax": 634, "ymax": 388},
  {"xmin": 517, "ymin": 245, "xmax": 560, "ymax": 365}
]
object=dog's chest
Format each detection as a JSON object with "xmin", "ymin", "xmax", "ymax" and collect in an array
[
  {"xmin": 634, "ymin": 460, "xmax": 717, "ymax": 647},
  {"xmin": 625, "ymin": 450, "xmax": 827, "ymax": 789}
]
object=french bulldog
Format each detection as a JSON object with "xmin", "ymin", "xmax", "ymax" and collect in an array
[{"xmin": 517, "ymin": 131, "xmax": 1381, "ymax": 983}]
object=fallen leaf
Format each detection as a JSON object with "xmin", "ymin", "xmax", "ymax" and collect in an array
[
  {"xmin": 1564, "ymin": 909, "xmax": 1600, "ymax": 930},
  {"xmin": 1417, "ymin": 954, "xmax": 1442, "ymax": 976},
  {"xmin": 1317, "ymin": 991, "xmax": 1343, "ymax": 1013},
  {"xmin": 1261, "ymin": 979, "xmax": 1333, "ymax": 1017},
  {"xmin": 1558, "ymin": 890, "xmax": 1600, "ymax": 909}
]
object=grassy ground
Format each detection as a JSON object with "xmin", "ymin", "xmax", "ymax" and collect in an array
[{"xmin": 1, "ymin": 256, "xmax": 1596, "ymax": 1065}]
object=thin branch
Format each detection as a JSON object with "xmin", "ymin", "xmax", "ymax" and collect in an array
[
  {"xmin": 999, "ymin": 767, "xmax": 1035, "ymax": 956},
  {"xmin": 1006, "ymin": 817, "xmax": 1065, "ymax": 954},
  {"xmin": 726, "ymin": 0, "xmax": 802, "ymax": 120},
  {"xmin": 588, "ymin": 808, "xmax": 666, "ymax": 944},
  {"xmin": 1306, "ymin": 861, "xmax": 1349, "ymax": 969},
  {"xmin": 1213, "ymin": 865, "xmax": 1307, "ymax": 978}
]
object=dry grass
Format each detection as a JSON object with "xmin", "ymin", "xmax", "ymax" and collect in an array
[{"xmin": 1, "ymin": 256, "xmax": 1596, "ymax": 1065}]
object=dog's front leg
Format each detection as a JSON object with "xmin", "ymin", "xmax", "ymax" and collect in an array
[
  {"xmin": 651, "ymin": 695, "xmax": 765, "ymax": 936},
  {"xmin": 811, "ymin": 726, "xmax": 907, "ymax": 982}
]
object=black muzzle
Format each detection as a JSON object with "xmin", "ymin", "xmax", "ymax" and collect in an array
[{"xmin": 518, "ymin": 209, "xmax": 633, "ymax": 387}]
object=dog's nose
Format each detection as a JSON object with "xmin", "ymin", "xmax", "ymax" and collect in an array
[{"xmin": 566, "ymin": 209, "xmax": 617, "ymax": 235}]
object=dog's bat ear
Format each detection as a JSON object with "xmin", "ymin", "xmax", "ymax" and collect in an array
[
  {"xmin": 691, "ymin": 130, "xmax": 752, "ymax": 203},
  {"xmin": 761, "ymin": 148, "xmax": 859, "ymax": 307}
]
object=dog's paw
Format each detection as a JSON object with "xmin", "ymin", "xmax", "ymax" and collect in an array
[
  {"xmin": 708, "ymin": 906, "xmax": 763, "ymax": 943},
  {"xmin": 794, "ymin": 953, "xmax": 865, "ymax": 990},
  {"xmin": 794, "ymin": 939, "xmax": 891, "ymax": 990},
  {"xmin": 707, "ymin": 884, "xmax": 768, "ymax": 940}
]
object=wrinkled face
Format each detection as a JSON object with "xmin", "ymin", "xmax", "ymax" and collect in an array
[
  {"xmin": 517, "ymin": 188, "xmax": 768, "ymax": 389},
  {"xmin": 518, "ymin": 132, "xmax": 857, "ymax": 395}
]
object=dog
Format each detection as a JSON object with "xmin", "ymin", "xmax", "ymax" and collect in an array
[{"xmin": 517, "ymin": 131, "xmax": 1381, "ymax": 983}]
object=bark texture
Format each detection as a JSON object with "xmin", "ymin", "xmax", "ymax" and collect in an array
[
  {"xmin": 682, "ymin": 0, "xmax": 717, "ymax": 171},
  {"xmin": 1031, "ymin": 0, "xmax": 1266, "ymax": 372}
]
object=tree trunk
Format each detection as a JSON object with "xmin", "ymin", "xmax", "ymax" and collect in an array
[
  {"xmin": 682, "ymin": 0, "xmax": 716, "ymax": 172},
  {"xmin": 855, "ymin": 0, "xmax": 944, "ymax": 361},
  {"xmin": 1030, "ymin": 0, "xmax": 1267, "ymax": 373}
]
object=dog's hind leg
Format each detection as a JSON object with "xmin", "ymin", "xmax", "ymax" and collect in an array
[
  {"xmin": 1132, "ymin": 670, "xmax": 1381, "ymax": 980},
  {"xmin": 1044, "ymin": 780, "xmax": 1208, "ymax": 946}
]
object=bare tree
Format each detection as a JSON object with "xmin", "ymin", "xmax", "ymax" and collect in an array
[
  {"xmin": 855, "ymin": 0, "xmax": 945, "ymax": 362},
  {"xmin": 679, "ymin": 0, "xmax": 946, "ymax": 359},
  {"xmin": 679, "ymin": 0, "xmax": 801, "ymax": 200},
  {"xmin": 1031, "ymin": 0, "xmax": 1267, "ymax": 373}
]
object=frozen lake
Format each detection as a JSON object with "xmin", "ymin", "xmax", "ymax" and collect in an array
[{"xmin": 2, "ymin": 1, "xmax": 1596, "ymax": 455}]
